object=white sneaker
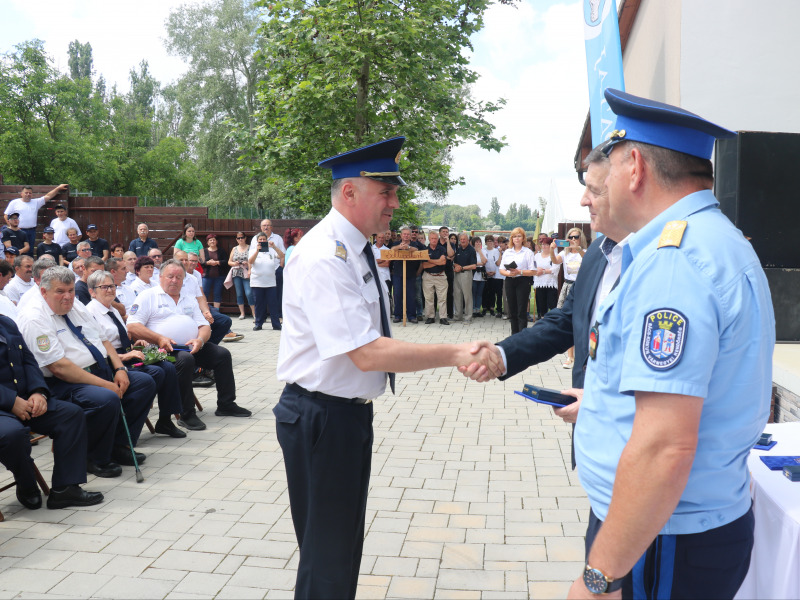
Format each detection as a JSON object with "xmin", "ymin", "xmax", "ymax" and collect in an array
[
  {"xmin": 238, "ymin": 315, "xmax": 246, "ymax": 320},
  {"xmin": 502, "ymin": 315, "xmax": 509, "ymax": 320}
]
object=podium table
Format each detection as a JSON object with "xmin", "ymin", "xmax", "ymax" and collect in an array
[{"xmin": 735, "ymin": 422, "xmax": 800, "ymax": 599}]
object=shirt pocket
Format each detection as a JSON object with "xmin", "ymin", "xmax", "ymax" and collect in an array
[{"xmin": 592, "ymin": 298, "xmax": 617, "ymax": 385}]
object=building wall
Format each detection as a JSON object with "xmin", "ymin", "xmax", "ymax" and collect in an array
[
  {"xmin": 681, "ymin": 0, "xmax": 800, "ymax": 134},
  {"xmin": 621, "ymin": 0, "xmax": 682, "ymax": 103}
]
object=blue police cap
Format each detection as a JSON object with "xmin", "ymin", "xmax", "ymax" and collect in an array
[
  {"xmin": 318, "ymin": 136, "xmax": 407, "ymax": 186},
  {"xmin": 43, "ymin": 226, "xmax": 55, "ymax": 233},
  {"xmin": 4, "ymin": 246, "xmax": 19, "ymax": 255},
  {"xmin": 603, "ymin": 89, "xmax": 736, "ymax": 160}
]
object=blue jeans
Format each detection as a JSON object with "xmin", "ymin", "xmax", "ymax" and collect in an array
[
  {"xmin": 202, "ymin": 275, "xmax": 224, "ymax": 303},
  {"xmin": 209, "ymin": 307, "xmax": 232, "ymax": 344},
  {"xmin": 472, "ymin": 279, "xmax": 485, "ymax": 313},
  {"xmin": 233, "ymin": 276, "xmax": 255, "ymax": 307}
]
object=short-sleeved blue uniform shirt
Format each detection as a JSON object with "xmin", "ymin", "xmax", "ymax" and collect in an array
[{"xmin": 576, "ymin": 190, "xmax": 775, "ymax": 535}]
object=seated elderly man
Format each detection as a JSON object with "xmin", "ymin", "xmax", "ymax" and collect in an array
[
  {"xmin": 16, "ymin": 255, "xmax": 57, "ymax": 312},
  {"xmin": 86, "ymin": 270, "xmax": 186, "ymax": 438},
  {"xmin": 75, "ymin": 256, "xmax": 106, "ymax": 305},
  {"xmin": 105, "ymin": 258, "xmax": 134, "ymax": 316},
  {"xmin": 18, "ymin": 267, "xmax": 156, "ymax": 475},
  {"xmin": 127, "ymin": 259, "xmax": 251, "ymax": 431},
  {"xmin": 4, "ymin": 255, "xmax": 35, "ymax": 305},
  {"xmin": 121, "ymin": 251, "xmax": 137, "ymax": 287},
  {"xmin": 0, "ymin": 315, "xmax": 103, "ymax": 509}
]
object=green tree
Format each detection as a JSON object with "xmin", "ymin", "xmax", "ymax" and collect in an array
[
  {"xmin": 67, "ymin": 40, "xmax": 93, "ymax": 80},
  {"xmin": 243, "ymin": 0, "xmax": 514, "ymax": 217},
  {"xmin": 488, "ymin": 196, "xmax": 501, "ymax": 224}
]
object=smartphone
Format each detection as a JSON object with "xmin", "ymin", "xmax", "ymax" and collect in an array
[
  {"xmin": 259, "ymin": 243, "xmax": 269, "ymax": 253},
  {"xmin": 555, "ymin": 239, "xmax": 570, "ymax": 248},
  {"xmin": 172, "ymin": 344, "xmax": 192, "ymax": 352}
]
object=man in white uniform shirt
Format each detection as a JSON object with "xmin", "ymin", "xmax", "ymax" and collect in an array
[
  {"xmin": 121, "ymin": 251, "xmax": 137, "ymax": 287},
  {"xmin": 18, "ymin": 267, "xmax": 155, "ymax": 475},
  {"xmin": 50, "ymin": 204, "xmax": 81, "ymax": 246},
  {"xmin": 127, "ymin": 259, "xmax": 251, "ymax": 431},
  {"xmin": 274, "ymin": 136, "xmax": 504, "ymax": 599},
  {"xmin": 16, "ymin": 255, "xmax": 57, "ymax": 312},
  {"xmin": 4, "ymin": 255, "xmax": 35, "ymax": 304}
]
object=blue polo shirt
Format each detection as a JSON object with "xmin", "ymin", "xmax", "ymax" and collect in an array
[
  {"xmin": 128, "ymin": 237, "xmax": 159, "ymax": 257},
  {"xmin": 576, "ymin": 190, "xmax": 775, "ymax": 535}
]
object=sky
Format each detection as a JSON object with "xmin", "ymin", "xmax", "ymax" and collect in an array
[{"xmin": 1, "ymin": 0, "xmax": 590, "ymax": 218}]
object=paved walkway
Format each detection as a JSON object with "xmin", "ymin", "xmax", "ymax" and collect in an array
[{"xmin": 0, "ymin": 315, "xmax": 588, "ymax": 599}]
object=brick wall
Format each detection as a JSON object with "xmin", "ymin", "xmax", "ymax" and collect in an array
[{"xmin": 773, "ymin": 383, "xmax": 800, "ymax": 423}]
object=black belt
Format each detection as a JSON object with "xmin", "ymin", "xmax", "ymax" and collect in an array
[{"xmin": 287, "ymin": 382, "xmax": 371, "ymax": 405}]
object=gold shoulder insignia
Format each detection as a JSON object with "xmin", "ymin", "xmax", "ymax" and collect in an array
[
  {"xmin": 334, "ymin": 240, "xmax": 348, "ymax": 261},
  {"xmin": 658, "ymin": 221, "xmax": 687, "ymax": 249}
]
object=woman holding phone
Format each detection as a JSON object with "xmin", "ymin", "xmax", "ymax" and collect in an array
[
  {"xmin": 551, "ymin": 227, "xmax": 587, "ymax": 368},
  {"xmin": 249, "ymin": 232, "xmax": 284, "ymax": 331},
  {"xmin": 499, "ymin": 227, "xmax": 536, "ymax": 334}
]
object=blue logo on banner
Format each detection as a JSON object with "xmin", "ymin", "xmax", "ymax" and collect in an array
[{"xmin": 583, "ymin": 0, "xmax": 625, "ymax": 146}]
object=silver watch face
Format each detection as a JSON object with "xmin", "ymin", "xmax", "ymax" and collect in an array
[{"xmin": 584, "ymin": 567, "xmax": 608, "ymax": 594}]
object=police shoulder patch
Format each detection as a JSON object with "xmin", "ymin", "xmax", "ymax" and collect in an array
[
  {"xmin": 334, "ymin": 240, "xmax": 348, "ymax": 261},
  {"xmin": 36, "ymin": 335, "xmax": 51, "ymax": 352},
  {"xmin": 641, "ymin": 309, "xmax": 687, "ymax": 370},
  {"xmin": 129, "ymin": 304, "xmax": 139, "ymax": 315},
  {"xmin": 657, "ymin": 220, "xmax": 687, "ymax": 249}
]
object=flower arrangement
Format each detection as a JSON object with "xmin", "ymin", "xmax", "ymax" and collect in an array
[{"xmin": 131, "ymin": 344, "xmax": 176, "ymax": 367}]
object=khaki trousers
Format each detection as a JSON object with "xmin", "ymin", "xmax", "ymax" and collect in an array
[
  {"xmin": 452, "ymin": 270, "xmax": 473, "ymax": 321},
  {"xmin": 422, "ymin": 272, "xmax": 449, "ymax": 319}
]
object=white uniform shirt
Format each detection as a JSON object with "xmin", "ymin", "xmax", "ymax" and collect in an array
[
  {"xmin": 50, "ymin": 217, "xmax": 81, "ymax": 245},
  {"xmin": 123, "ymin": 272, "xmax": 137, "ymax": 287},
  {"xmin": 4, "ymin": 275, "xmax": 35, "ymax": 304},
  {"xmin": 182, "ymin": 271, "xmax": 202, "ymax": 298},
  {"xmin": 129, "ymin": 276, "xmax": 155, "ymax": 297},
  {"xmin": 484, "ymin": 247, "xmax": 499, "ymax": 278},
  {"xmin": 0, "ymin": 294, "xmax": 18, "ymax": 321},
  {"xmin": 373, "ymin": 243, "xmax": 391, "ymax": 282},
  {"xmin": 86, "ymin": 299, "xmax": 126, "ymax": 349},
  {"xmin": 127, "ymin": 285, "xmax": 206, "ymax": 345},
  {"xmin": 250, "ymin": 232, "xmax": 286, "ymax": 254},
  {"xmin": 16, "ymin": 283, "xmax": 40, "ymax": 312},
  {"xmin": 249, "ymin": 248, "xmax": 280, "ymax": 287},
  {"xmin": 4, "ymin": 197, "xmax": 46, "ymax": 229},
  {"xmin": 116, "ymin": 284, "xmax": 137, "ymax": 310},
  {"xmin": 19, "ymin": 294, "xmax": 107, "ymax": 376},
  {"xmin": 277, "ymin": 208, "xmax": 389, "ymax": 400}
]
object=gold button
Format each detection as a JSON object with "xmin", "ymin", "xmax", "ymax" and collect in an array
[
  {"xmin": 13, "ymin": 379, "xmax": 17, "ymax": 384},
  {"xmin": 9, "ymin": 363, "xmax": 13, "ymax": 367},
  {"xmin": 18, "ymin": 345, "xmax": 22, "ymax": 349}
]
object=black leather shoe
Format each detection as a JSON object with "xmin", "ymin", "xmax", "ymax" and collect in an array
[
  {"xmin": 178, "ymin": 412, "xmax": 207, "ymax": 431},
  {"xmin": 252, "ymin": 325, "xmax": 262, "ymax": 331},
  {"xmin": 47, "ymin": 485, "xmax": 104, "ymax": 509},
  {"xmin": 154, "ymin": 418, "xmax": 187, "ymax": 438},
  {"xmin": 16, "ymin": 485, "xmax": 42, "ymax": 510},
  {"xmin": 440, "ymin": 318, "xmax": 450, "ymax": 325},
  {"xmin": 215, "ymin": 403, "xmax": 252, "ymax": 417},
  {"xmin": 392, "ymin": 318, "xmax": 401, "ymax": 323},
  {"xmin": 87, "ymin": 461, "xmax": 122, "ymax": 478},
  {"xmin": 192, "ymin": 375, "xmax": 214, "ymax": 387},
  {"xmin": 111, "ymin": 446, "xmax": 146, "ymax": 466},
  {"xmin": 425, "ymin": 318, "xmax": 435, "ymax": 324},
  {"xmin": 204, "ymin": 369, "xmax": 215, "ymax": 381}
]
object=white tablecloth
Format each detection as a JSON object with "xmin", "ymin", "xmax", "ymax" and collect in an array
[{"xmin": 735, "ymin": 422, "xmax": 800, "ymax": 599}]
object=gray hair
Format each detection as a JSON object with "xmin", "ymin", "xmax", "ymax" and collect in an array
[
  {"xmin": 32, "ymin": 255, "xmax": 56, "ymax": 279},
  {"xmin": 88, "ymin": 270, "xmax": 113, "ymax": 289},
  {"xmin": 186, "ymin": 252, "xmax": 199, "ymax": 260},
  {"xmin": 621, "ymin": 141, "xmax": 714, "ymax": 190},
  {"xmin": 40, "ymin": 266, "xmax": 75, "ymax": 290},
  {"xmin": 160, "ymin": 258, "xmax": 185, "ymax": 276},
  {"xmin": 77, "ymin": 241, "xmax": 91, "ymax": 251},
  {"xmin": 105, "ymin": 258, "xmax": 122, "ymax": 271},
  {"xmin": 459, "ymin": 231, "xmax": 470, "ymax": 239},
  {"xmin": 14, "ymin": 255, "xmax": 33, "ymax": 269},
  {"xmin": 400, "ymin": 226, "xmax": 411, "ymax": 233},
  {"xmin": 583, "ymin": 143, "xmax": 611, "ymax": 169}
]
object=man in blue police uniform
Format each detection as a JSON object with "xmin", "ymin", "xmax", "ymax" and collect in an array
[
  {"xmin": 565, "ymin": 90, "xmax": 775, "ymax": 599},
  {"xmin": 0, "ymin": 315, "xmax": 104, "ymax": 509},
  {"xmin": 274, "ymin": 137, "xmax": 504, "ymax": 599}
]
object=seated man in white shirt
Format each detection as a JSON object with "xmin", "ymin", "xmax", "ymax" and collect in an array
[
  {"xmin": 127, "ymin": 259, "xmax": 251, "ymax": 431},
  {"xmin": 121, "ymin": 251, "xmax": 137, "ymax": 287},
  {"xmin": 17, "ymin": 255, "xmax": 57, "ymax": 312},
  {"xmin": 4, "ymin": 255, "xmax": 35, "ymax": 304},
  {"xmin": 147, "ymin": 247, "xmax": 163, "ymax": 284},
  {"xmin": 18, "ymin": 267, "xmax": 156, "ymax": 476},
  {"xmin": 105, "ymin": 258, "xmax": 135, "ymax": 316}
]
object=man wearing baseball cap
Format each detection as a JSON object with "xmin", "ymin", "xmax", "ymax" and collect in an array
[{"xmin": 569, "ymin": 90, "xmax": 774, "ymax": 599}]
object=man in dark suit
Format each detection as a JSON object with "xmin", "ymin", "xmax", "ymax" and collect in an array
[
  {"xmin": 460, "ymin": 145, "xmax": 630, "ymax": 450},
  {"xmin": 0, "ymin": 316, "xmax": 104, "ymax": 510}
]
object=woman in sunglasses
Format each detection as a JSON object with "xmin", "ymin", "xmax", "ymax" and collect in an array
[
  {"xmin": 228, "ymin": 232, "xmax": 255, "ymax": 320},
  {"xmin": 551, "ymin": 227, "xmax": 587, "ymax": 368}
]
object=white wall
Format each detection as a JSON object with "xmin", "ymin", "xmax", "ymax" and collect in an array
[{"xmin": 681, "ymin": 0, "xmax": 800, "ymax": 134}]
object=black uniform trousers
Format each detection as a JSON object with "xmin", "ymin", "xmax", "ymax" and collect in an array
[
  {"xmin": 274, "ymin": 386, "xmax": 374, "ymax": 600},
  {"xmin": 173, "ymin": 344, "xmax": 236, "ymax": 415},
  {"xmin": 391, "ymin": 271, "xmax": 417, "ymax": 320},
  {"xmin": 585, "ymin": 507, "xmax": 754, "ymax": 599},
  {"xmin": 48, "ymin": 370, "xmax": 155, "ymax": 458},
  {"xmin": 0, "ymin": 399, "xmax": 87, "ymax": 488},
  {"xmin": 504, "ymin": 276, "xmax": 532, "ymax": 334},
  {"xmin": 535, "ymin": 285, "xmax": 558, "ymax": 318},
  {"xmin": 134, "ymin": 362, "xmax": 182, "ymax": 417}
]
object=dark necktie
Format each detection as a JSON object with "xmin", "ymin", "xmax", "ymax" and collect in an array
[
  {"xmin": 363, "ymin": 242, "xmax": 395, "ymax": 394},
  {"xmin": 63, "ymin": 313, "xmax": 113, "ymax": 380},
  {"xmin": 108, "ymin": 310, "xmax": 132, "ymax": 352}
]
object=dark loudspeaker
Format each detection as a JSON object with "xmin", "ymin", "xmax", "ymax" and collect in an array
[{"xmin": 715, "ymin": 132, "xmax": 800, "ymax": 341}]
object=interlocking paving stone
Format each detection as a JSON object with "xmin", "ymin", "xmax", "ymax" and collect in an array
[{"xmin": 0, "ymin": 317, "xmax": 586, "ymax": 597}]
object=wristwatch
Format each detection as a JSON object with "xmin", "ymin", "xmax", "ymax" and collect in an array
[
  {"xmin": 583, "ymin": 565, "xmax": 623, "ymax": 594},
  {"xmin": 114, "ymin": 366, "xmax": 128, "ymax": 373}
]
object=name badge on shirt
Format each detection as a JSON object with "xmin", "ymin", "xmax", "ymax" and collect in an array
[
  {"xmin": 589, "ymin": 323, "xmax": 599, "ymax": 360},
  {"xmin": 363, "ymin": 271, "xmax": 373, "ymax": 284}
]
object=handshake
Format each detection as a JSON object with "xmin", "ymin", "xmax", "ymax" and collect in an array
[{"xmin": 455, "ymin": 341, "xmax": 505, "ymax": 382}]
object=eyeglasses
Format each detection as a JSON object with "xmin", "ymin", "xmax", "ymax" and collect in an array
[
  {"xmin": 567, "ymin": 235, "xmax": 581, "ymax": 240},
  {"xmin": 93, "ymin": 285, "xmax": 116, "ymax": 292}
]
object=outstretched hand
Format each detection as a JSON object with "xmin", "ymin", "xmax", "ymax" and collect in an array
[{"xmin": 457, "ymin": 341, "xmax": 504, "ymax": 382}]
